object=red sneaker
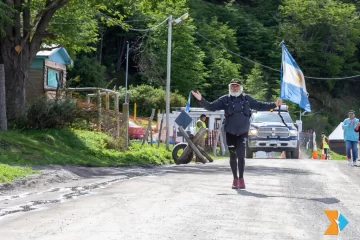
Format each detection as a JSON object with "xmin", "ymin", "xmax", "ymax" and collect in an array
[
  {"xmin": 238, "ymin": 178, "xmax": 246, "ymax": 189},
  {"xmin": 232, "ymin": 178, "xmax": 239, "ymax": 189}
]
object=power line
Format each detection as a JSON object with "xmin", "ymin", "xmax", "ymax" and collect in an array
[
  {"xmin": 81, "ymin": 0, "xmax": 168, "ymax": 32},
  {"xmin": 181, "ymin": 24, "xmax": 280, "ymax": 73},
  {"xmin": 181, "ymin": 24, "xmax": 360, "ymax": 81},
  {"xmin": 79, "ymin": 1, "xmax": 360, "ymax": 81},
  {"xmin": 303, "ymin": 75, "xmax": 360, "ymax": 80}
]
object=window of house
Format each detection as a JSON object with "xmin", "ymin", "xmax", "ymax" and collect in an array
[{"xmin": 47, "ymin": 68, "xmax": 61, "ymax": 88}]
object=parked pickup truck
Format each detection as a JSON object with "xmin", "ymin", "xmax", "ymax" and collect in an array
[{"xmin": 246, "ymin": 105, "xmax": 299, "ymax": 159}]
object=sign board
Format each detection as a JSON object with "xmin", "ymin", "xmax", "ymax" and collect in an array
[{"xmin": 175, "ymin": 110, "xmax": 193, "ymax": 130}]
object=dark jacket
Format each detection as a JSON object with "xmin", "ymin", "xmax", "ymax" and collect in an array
[
  {"xmin": 354, "ymin": 126, "xmax": 360, "ymax": 141},
  {"xmin": 200, "ymin": 94, "xmax": 276, "ymax": 136}
]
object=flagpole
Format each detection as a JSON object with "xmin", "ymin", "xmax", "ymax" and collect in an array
[{"xmin": 279, "ymin": 40, "xmax": 284, "ymax": 47}]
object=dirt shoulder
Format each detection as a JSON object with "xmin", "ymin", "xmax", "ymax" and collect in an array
[{"xmin": 0, "ymin": 164, "xmax": 165, "ymax": 196}]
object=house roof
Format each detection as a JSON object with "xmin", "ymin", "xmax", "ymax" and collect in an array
[
  {"xmin": 36, "ymin": 47, "xmax": 59, "ymax": 57},
  {"xmin": 328, "ymin": 122, "xmax": 344, "ymax": 141},
  {"xmin": 176, "ymin": 107, "xmax": 224, "ymax": 114},
  {"xmin": 173, "ymin": 108, "xmax": 225, "ymax": 118},
  {"xmin": 36, "ymin": 45, "xmax": 73, "ymax": 66}
]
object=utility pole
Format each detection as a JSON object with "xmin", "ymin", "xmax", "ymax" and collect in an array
[
  {"xmin": 165, "ymin": 15, "xmax": 173, "ymax": 150},
  {"xmin": 0, "ymin": 64, "xmax": 7, "ymax": 130},
  {"xmin": 125, "ymin": 41, "xmax": 129, "ymax": 104},
  {"xmin": 124, "ymin": 41, "xmax": 130, "ymax": 148},
  {"xmin": 165, "ymin": 13, "xmax": 188, "ymax": 150}
]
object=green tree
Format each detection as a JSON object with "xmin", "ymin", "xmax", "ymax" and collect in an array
[
  {"xmin": 0, "ymin": 2, "xmax": 13, "ymax": 37},
  {"xmin": 67, "ymin": 56, "xmax": 107, "ymax": 88},
  {"xmin": 137, "ymin": 0, "xmax": 207, "ymax": 96},
  {"xmin": 118, "ymin": 85, "xmax": 186, "ymax": 116},
  {"xmin": 0, "ymin": 0, "xmax": 183, "ymax": 119},
  {"xmin": 188, "ymin": 0, "xmax": 281, "ymax": 100},
  {"xmin": 279, "ymin": 0, "xmax": 360, "ymax": 92},
  {"xmin": 196, "ymin": 17, "xmax": 241, "ymax": 99},
  {"xmin": 244, "ymin": 64, "xmax": 267, "ymax": 100}
]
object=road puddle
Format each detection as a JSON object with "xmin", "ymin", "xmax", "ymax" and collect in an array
[{"xmin": 0, "ymin": 178, "xmax": 126, "ymax": 219}]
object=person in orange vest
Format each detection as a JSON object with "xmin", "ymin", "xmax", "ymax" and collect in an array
[{"xmin": 320, "ymin": 132, "xmax": 330, "ymax": 160}]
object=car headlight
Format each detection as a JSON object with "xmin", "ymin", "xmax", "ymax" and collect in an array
[
  {"xmin": 289, "ymin": 130, "xmax": 298, "ymax": 136},
  {"xmin": 249, "ymin": 129, "xmax": 258, "ymax": 136}
]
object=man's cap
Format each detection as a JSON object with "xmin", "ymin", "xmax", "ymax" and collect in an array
[
  {"xmin": 230, "ymin": 78, "xmax": 241, "ymax": 85},
  {"xmin": 348, "ymin": 110, "xmax": 355, "ymax": 114},
  {"xmin": 321, "ymin": 132, "xmax": 325, "ymax": 134}
]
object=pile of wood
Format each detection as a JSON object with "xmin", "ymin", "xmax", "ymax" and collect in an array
[{"xmin": 172, "ymin": 126, "xmax": 214, "ymax": 164}]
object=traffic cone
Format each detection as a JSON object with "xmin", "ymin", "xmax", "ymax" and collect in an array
[
  {"xmin": 321, "ymin": 148, "xmax": 325, "ymax": 160},
  {"xmin": 281, "ymin": 151, "xmax": 286, "ymax": 159},
  {"xmin": 298, "ymin": 147, "xmax": 301, "ymax": 159},
  {"xmin": 312, "ymin": 142, "xmax": 318, "ymax": 159}
]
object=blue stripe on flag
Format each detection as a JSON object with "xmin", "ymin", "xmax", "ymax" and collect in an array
[
  {"xmin": 280, "ymin": 81, "xmax": 311, "ymax": 112},
  {"xmin": 282, "ymin": 45, "xmax": 302, "ymax": 71}
]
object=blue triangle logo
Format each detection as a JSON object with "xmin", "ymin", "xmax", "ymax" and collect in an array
[{"xmin": 338, "ymin": 213, "xmax": 349, "ymax": 231}]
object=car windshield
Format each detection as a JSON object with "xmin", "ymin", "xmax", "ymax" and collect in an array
[{"xmin": 251, "ymin": 112, "xmax": 293, "ymax": 123}]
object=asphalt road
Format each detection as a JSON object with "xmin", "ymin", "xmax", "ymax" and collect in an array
[{"xmin": 0, "ymin": 158, "xmax": 360, "ymax": 240}]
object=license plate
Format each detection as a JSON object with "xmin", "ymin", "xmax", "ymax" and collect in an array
[{"xmin": 270, "ymin": 140, "xmax": 278, "ymax": 143}]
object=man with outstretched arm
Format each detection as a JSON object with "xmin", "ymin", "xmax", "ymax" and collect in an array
[{"xmin": 191, "ymin": 78, "xmax": 282, "ymax": 189}]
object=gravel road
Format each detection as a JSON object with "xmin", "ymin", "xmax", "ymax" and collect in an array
[{"xmin": 0, "ymin": 158, "xmax": 359, "ymax": 240}]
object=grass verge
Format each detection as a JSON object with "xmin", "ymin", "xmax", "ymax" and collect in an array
[
  {"xmin": 303, "ymin": 148, "xmax": 347, "ymax": 160},
  {"xmin": 0, "ymin": 163, "xmax": 39, "ymax": 183},
  {"xmin": 0, "ymin": 128, "xmax": 173, "ymax": 167}
]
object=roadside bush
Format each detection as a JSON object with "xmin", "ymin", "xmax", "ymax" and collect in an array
[{"xmin": 26, "ymin": 97, "xmax": 76, "ymax": 129}]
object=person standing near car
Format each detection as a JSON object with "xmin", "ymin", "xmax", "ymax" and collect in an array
[
  {"xmin": 342, "ymin": 110, "xmax": 359, "ymax": 166},
  {"xmin": 191, "ymin": 78, "xmax": 282, "ymax": 189},
  {"xmin": 195, "ymin": 114, "xmax": 207, "ymax": 162},
  {"xmin": 320, "ymin": 132, "xmax": 330, "ymax": 160}
]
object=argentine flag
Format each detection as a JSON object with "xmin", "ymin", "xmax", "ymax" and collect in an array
[{"xmin": 280, "ymin": 43, "xmax": 311, "ymax": 112}]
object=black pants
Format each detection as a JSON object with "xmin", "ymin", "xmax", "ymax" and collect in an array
[
  {"xmin": 226, "ymin": 132, "xmax": 247, "ymax": 179},
  {"xmin": 324, "ymin": 148, "xmax": 329, "ymax": 160}
]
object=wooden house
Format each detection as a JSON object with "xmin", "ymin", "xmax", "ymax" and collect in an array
[{"xmin": 27, "ymin": 46, "xmax": 73, "ymax": 104}]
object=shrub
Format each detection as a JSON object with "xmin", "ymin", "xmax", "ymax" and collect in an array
[{"xmin": 25, "ymin": 97, "xmax": 76, "ymax": 129}]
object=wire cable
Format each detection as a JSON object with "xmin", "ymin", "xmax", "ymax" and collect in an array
[
  {"xmin": 181, "ymin": 24, "xmax": 360, "ymax": 81},
  {"xmin": 303, "ymin": 75, "xmax": 360, "ymax": 80},
  {"xmin": 81, "ymin": 0, "xmax": 360, "ymax": 81},
  {"xmin": 81, "ymin": 0, "xmax": 168, "ymax": 32},
  {"xmin": 181, "ymin": 24, "xmax": 280, "ymax": 72}
]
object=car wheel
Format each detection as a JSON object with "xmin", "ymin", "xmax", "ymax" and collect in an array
[
  {"xmin": 245, "ymin": 142, "xmax": 253, "ymax": 158},
  {"xmin": 286, "ymin": 151, "xmax": 292, "ymax": 159},
  {"xmin": 291, "ymin": 147, "xmax": 299, "ymax": 159}
]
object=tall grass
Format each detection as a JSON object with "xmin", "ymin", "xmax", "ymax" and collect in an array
[{"xmin": 0, "ymin": 129, "xmax": 173, "ymax": 167}]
